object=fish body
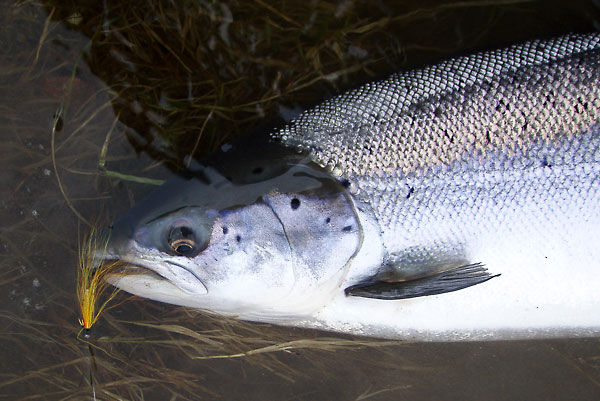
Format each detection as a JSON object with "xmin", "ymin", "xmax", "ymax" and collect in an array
[{"xmin": 108, "ymin": 33, "xmax": 600, "ymax": 340}]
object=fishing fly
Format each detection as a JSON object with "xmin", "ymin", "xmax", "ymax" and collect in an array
[
  {"xmin": 76, "ymin": 224, "xmax": 122, "ymax": 338},
  {"xmin": 76, "ymin": 224, "xmax": 127, "ymax": 400}
]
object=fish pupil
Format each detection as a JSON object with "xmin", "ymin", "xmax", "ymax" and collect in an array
[
  {"xmin": 168, "ymin": 226, "xmax": 197, "ymax": 255},
  {"xmin": 176, "ymin": 243, "xmax": 193, "ymax": 254}
]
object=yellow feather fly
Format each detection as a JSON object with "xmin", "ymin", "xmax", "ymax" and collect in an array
[{"xmin": 77, "ymin": 225, "xmax": 123, "ymax": 336}]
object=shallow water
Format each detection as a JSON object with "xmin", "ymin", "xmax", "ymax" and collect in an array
[{"xmin": 0, "ymin": 0, "xmax": 599, "ymax": 400}]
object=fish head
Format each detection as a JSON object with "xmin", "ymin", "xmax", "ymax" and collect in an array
[{"xmin": 106, "ymin": 148, "xmax": 364, "ymax": 321}]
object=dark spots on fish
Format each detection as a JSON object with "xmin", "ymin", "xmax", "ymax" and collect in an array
[
  {"xmin": 252, "ymin": 166, "xmax": 263, "ymax": 175},
  {"xmin": 576, "ymin": 96, "xmax": 589, "ymax": 113},
  {"xmin": 543, "ymin": 91, "xmax": 557, "ymax": 108},
  {"xmin": 342, "ymin": 225, "xmax": 352, "ymax": 232},
  {"xmin": 363, "ymin": 144, "xmax": 373, "ymax": 155},
  {"xmin": 290, "ymin": 198, "xmax": 301, "ymax": 210},
  {"xmin": 522, "ymin": 120, "xmax": 528, "ymax": 131},
  {"xmin": 236, "ymin": 235, "xmax": 241, "ymax": 243},
  {"xmin": 541, "ymin": 156, "xmax": 552, "ymax": 168},
  {"xmin": 485, "ymin": 131, "xmax": 491, "ymax": 144},
  {"xmin": 444, "ymin": 129, "xmax": 455, "ymax": 144},
  {"xmin": 326, "ymin": 217, "xmax": 331, "ymax": 224},
  {"xmin": 495, "ymin": 98, "xmax": 514, "ymax": 114},
  {"xmin": 495, "ymin": 99, "xmax": 506, "ymax": 113},
  {"xmin": 434, "ymin": 107, "xmax": 443, "ymax": 117},
  {"xmin": 406, "ymin": 186, "xmax": 415, "ymax": 199},
  {"xmin": 340, "ymin": 179, "xmax": 350, "ymax": 188},
  {"xmin": 222, "ymin": 226, "xmax": 228, "ymax": 234}
]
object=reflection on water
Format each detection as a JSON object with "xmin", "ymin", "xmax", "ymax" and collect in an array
[{"xmin": 0, "ymin": 0, "xmax": 598, "ymax": 399}]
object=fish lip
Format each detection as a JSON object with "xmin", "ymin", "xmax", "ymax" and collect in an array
[
  {"xmin": 102, "ymin": 252, "xmax": 208, "ymax": 295},
  {"xmin": 114, "ymin": 262, "xmax": 165, "ymax": 281}
]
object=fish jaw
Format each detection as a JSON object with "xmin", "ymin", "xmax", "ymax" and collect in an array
[
  {"xmin": 106, "ymin": 269, "xmax": 204, "ymax": 307},
  {"xmin": 103, "ymin": 240, "xmax": 208, "ymax": 296}
]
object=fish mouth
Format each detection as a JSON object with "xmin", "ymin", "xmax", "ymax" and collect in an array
[
  {"xmin": 112, "ymin": 261, "xmax": 166, "ymax": 281},
  {"xmin": 103, "ymin": 256, "xmax": 208, "ymax": 295}
]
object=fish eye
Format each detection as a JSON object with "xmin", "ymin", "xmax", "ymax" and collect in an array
[{"xmin": 168, "ymin": 226, "xmax": 197, "ymax": 256}]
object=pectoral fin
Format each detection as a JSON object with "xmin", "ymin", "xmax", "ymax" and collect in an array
[{"xmin": 344, "ymin": 263, "xmax": 499, "ymax": 300}]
